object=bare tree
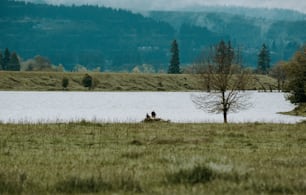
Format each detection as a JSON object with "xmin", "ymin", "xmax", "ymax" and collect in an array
[
  {"xmin": 192, "ymin": 46, "xmax": 215, "ymax": 92},
  {"xmin": 270, "ymin": 61, "xmax": 287, "ymax": 92},
  {"xmin": 191, "ymin": 41, "xmax": 251, "ymax": 123}
]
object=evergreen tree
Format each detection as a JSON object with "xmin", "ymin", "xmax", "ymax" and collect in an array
[
  {"xmin": 82, "ymin": 74, "xmax": 93, "ymax": 90},
  {"xmin": 8, "ymin": 52, "xmax": 20, "ymax": 71},
  {"xmin": 257, "ymin": 44, "xmax": 270, "ymax": 74},
  {"xmin": 3, "ymin": 48, "xmax": 10, "ymax": 71},
  {"xmin": 168, "ymin": 40, "xmax": 180, "ymax": 74}
]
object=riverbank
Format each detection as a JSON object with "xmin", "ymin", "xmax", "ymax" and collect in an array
[{"xmin": 281, "ymin": 103, "xmax": 306, "ymax": 117}]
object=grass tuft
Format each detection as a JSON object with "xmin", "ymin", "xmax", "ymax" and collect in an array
[
  {"xmin": 55, "ymin": 175, "xmax": 143, "ymax": 193},
  {"xmin": 167, "ymin": 164, "xmax": 249, "ymax": 185},
  {"xmin": 55, "ymin": 176, "xmax": 112, "ymax": 193},
  {"xmin": 117, "ymin": 176, "xmax": 143, "ymax": 193},
  {"xmin": 253, "ymin": 182, "xmax": 295, "ymax": 194},
  {"xmin": 129, "ymin": 139, "xmax": 144, "ymax": 146},
  {"xmin": 167, "ymin": 165, "xmax": 214, "ymax": 184},
  {"xmin": 0, "ymin": 172, "xmax": 29, "ymax": 194},
  {"xmin": 269, "ymin": 185, "xmax": 294, "ymax": 194},
  {"xmin": 121, "ymin": 151, "xmax": 145, "ymax": 159}
]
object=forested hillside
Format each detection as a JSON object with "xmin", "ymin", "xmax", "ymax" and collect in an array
[
  {"xmin": 0, "ymin": 0, "xmax": 175, "ymax": 71},
  {"xmin": 149, "ymin": 11, "xmax": 306, "ymax": 66},
  {"xmin": 0, "ymin": 0, "xmax": 305, "ymax": 71}
]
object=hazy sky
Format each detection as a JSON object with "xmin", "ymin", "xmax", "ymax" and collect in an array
[{"xmin": 23, "ymin": 0, "xmax": 306, "ymax": 13}]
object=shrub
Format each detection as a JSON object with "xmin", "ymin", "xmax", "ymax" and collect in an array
[
  {"xmin": 167, "ymin": 165, "xmax": 214, "ymax": 184},
  {"xmin": 62, "ymin": 77, "xmax": 69, "ymax": 90},
  {"xmin": 82, "ymin": 74, "xmax": 93, "ymax": 90},
  {"xmin": 167, "ymin": 164, "xmax": 248, "ymax": 185}
]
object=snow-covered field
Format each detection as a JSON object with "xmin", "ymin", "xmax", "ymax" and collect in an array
[{"xmin": 0, "ymin": 91, "xmax": 304, "ymax": 124}]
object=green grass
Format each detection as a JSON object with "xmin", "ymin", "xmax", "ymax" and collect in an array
[
  {"xmin": 0, "ymin": 122, "xmax": 305, "ymax": 194},
  {"xmin": 0, "ymin": 71, "xmax": 277, "ymax": 91}
]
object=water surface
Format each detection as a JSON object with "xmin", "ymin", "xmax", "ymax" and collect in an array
[{"xmin": 0, "ymin": 91, "xmax": 304, "ymax": 123}]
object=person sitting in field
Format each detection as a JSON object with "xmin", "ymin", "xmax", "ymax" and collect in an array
[
  {"xmin": 144, "ymin": 111, "xmax": 157, "ymax": 122},
  {"xmin": 146, "ymin": 113, "xmax": 151, "ymax": 120},
  {"xmin": 151, "ymin": 111, "xmax": 156, "ymax": 119},
  {"xmin": 143, "ymin": 111, "xmax": 170, "ymax": 123}
]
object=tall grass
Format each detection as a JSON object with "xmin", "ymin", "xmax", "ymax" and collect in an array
[{"xmin": 0, "ymin": 122, "xmax": 305, "ymax": 194}]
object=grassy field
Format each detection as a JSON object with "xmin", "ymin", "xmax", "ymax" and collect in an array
[
  {"xmin": 0, "ymin": 71, "xmax": 277, "ymax": 91},
  {"xmin": 0, "ymin": 122, "xmax": 305, "ymax": 194},
  {"xmin": 1, "ymin": 71, "xmax": 302, "ymax": 194}
]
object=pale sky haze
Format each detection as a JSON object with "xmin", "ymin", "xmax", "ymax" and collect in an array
[{"xmin": 22, "ymin": 0, "xmax": 306, "ymax": 13}]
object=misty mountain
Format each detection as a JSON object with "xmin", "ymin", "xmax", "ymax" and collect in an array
[
  {"xmin": 176, "ymin": 6, "xmax": 306, "ymax": 21},
  {"xmin": 0, "ymin": 0, "xmax": 305, "ymax": 71},
  {"xmin": 149, "ymin": 10, "xmax": 306, "ymax": 66}
]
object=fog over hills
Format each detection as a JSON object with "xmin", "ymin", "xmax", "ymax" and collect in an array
[
  {"xmin": 1, "ymin": 0, "xmax": 305, "ymax": 71},
  {"xmin": 16, "ymin": 0, "xmax": 306, "ymax": 14}
]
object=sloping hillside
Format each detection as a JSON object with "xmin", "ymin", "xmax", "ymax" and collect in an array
[
  {"xmin": 1, "ymin": 0, "xmax": 305, "ymax": 71},
  {"xmin": 149, "ymin": 10, "xmax": 306, "ymax": 66},
  {"xmin": 0, "ymin": 0, "xmax": 175, "ymax": 71}
]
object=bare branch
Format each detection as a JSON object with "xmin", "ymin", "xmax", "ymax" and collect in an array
[{"xmin": 191, "ymin": 91, "xmax": 252, "ymax": 114}]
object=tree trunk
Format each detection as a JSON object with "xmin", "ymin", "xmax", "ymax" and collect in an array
[
  {"xmin": 223, "ymin": 111, "xmax": 228, "ymax": 123},
  {"xmin": 222, "ymin": 91, "xmax": 228, "ymax": 123}
]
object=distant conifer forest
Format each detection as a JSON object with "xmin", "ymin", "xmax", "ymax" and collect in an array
[{"xmin": 0, "ymin": 0, "xmax": 305, "ymax": 72}]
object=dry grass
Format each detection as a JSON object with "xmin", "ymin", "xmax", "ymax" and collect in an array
[
  {"xmin": 0, "ymin": 122, "xmax": 305, "ymax": 194},
  {"xmin": 0, "ymin": 71, "xmax": 277, "ymax": 91},
  {"xmin": 0, "ymin": 71, "xmax": 202, "ymax": 91}
]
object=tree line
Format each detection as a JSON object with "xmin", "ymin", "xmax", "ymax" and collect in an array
[
  {"xmin": 0, "ymin": 48, "xmax": 20, "ymax": 71},
  {"xmin": 270, "ymin": 45, "xmax": 306, "ymax": 103},
  {"xmin": 168, "ymin": 40, "xmax": 271, "ymax": 75},
  {"xmin": 2, "ymin": 0, "xmax": 304, "ymax": 71},
  {"xmin": 0, "ymin": 41, "xmax": 270, "ymax": 75}
]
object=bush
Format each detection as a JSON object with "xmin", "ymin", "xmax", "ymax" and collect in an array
[
  {"xmin": 167, "ymin": 164, "xmax": 248, "ymax": 185},
  {"xmin": 62, "ymin": 77, "xmax": 69, "ymax": 90},
  {"xmin": 82, "ymin": 74, "xmax": 93, "ymax": 90},
  {"xmin": 167, "ymin": 165, "xmax": 214, "ymax": 184}
]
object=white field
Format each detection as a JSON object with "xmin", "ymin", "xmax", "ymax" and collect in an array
[{"xmin": 0, "ymin": 91, "xmax": 305, "ymax": 124}]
